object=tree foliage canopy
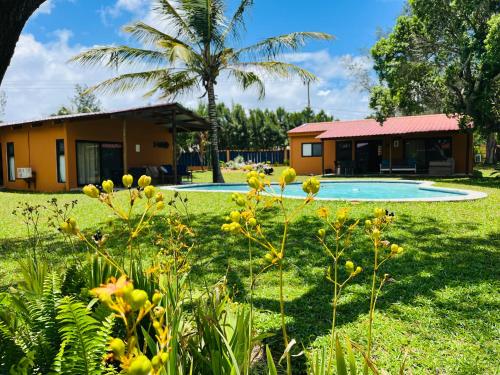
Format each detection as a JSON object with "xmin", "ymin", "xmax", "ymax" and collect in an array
[
  {"xmin": 178, "ymin": 103, "xmax": 334, "ymax": 151},
  {"xmin": 370, "ymin": 0, "xmax": 500, "ymax": 134},
  {"xmin": 53, "ymin": 85, "xmax": 102, "ymax": 116}
]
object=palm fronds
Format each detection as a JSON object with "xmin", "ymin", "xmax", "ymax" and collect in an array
[
  {"xmin": 223, "ymin": 0, "xmax": 254, "ymax": 40},
  {"xmin": 228, "ymin": 68, "xmax": 265, "ymax": 98},
  {"xmin": 70, "ymin": 46, "xmax": 166, "ymax": 69},
  {"xmin": 231, "ymin": 61, "xmax": 318, "ymax": 84},
  {"xmin": 234, "ymin": 32, "xmax": 334, "ymax": 60}
]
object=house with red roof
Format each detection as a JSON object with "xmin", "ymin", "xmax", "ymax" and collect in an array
[{"xmin": 287, "ymin": 114, "xmax": 473, "ymax": 176}]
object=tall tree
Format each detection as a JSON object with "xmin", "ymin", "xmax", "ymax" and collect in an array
[
  {"xmin": 0, "ymin": 0, "xmax": 47, "ymax": 84},
  {"xmin": 53, "ymin": 84, "xmax": 102, "ymax": 115},
  {"xmin": 71, "ymin": 0, "xmax": 332, "ymax": 182},
  {"xmin": 370, "ymin": 0, "xmax": 500, "ymax": 163}
]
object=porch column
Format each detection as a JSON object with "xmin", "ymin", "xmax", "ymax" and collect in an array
[
  {"xmin": 389, "ymin": 137, "xmax": 392, "ymax": 174},
  {"xmin": 321, "ymin": 139, "xmax": 325, "ymax": 176},
  {"xmin": 122, "ymin": 119, "xmax": 128, "ymax": 174},
  {"xmin": 172, "ymin": 111, "xmax": 178, "ymax": 184}
]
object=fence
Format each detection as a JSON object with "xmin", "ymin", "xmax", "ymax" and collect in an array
[{"xmin": 178, "ymin": 149, "xmax": 289, "ymax": 167}]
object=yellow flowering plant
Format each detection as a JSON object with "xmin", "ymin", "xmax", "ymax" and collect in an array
[
  {"xmin": 221, "ymin": 167, "xmax": 320, "ymax": 375},
  {"xmin": 317, "ymin": 206, "xmax": 361, "ymax": 370},
  {"xmin": 364, "ymin": 208, "xmax": 404, "ymax": 365},
  {"xmin": 81, "ymin": 174, "xmax": 166, "ymax": 275}
]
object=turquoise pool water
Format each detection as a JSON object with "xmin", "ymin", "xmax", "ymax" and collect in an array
[{"xmin": 169, "ymin": 180, "xmax": 479, "ymax": 201}]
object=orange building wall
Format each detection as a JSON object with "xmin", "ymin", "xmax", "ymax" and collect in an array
[
  {"xmin": 289, "ymin": 133, "xmax": 323, "ymax": 175},
  {"xmin": 0, "ymin": 123, "xmax": 65, "ymax": 191},
  {"xmin": 289, "ymin": 132, "xmax": 473, "ymax": 175},
  {"xmin": 0, "ymin": 118, "xmax": 176, "ymax": 192},
  {"xmin": 125, "ymin": 121, "xmax": 173, "ymax": 169}
]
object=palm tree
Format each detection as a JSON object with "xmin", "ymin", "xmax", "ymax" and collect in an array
[{"xmin": 71, "ymin": 0, "xmax": 332, "ymax": 182}]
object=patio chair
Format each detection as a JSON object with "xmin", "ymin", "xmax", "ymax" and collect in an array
[{"xmin": 177, "ymin": 165, "xmax": 193, "ymax": 183}]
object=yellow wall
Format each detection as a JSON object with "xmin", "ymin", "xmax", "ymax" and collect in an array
[{"xmin": 289, "ymin": 132, "xmax": 473, "ymax": 175}]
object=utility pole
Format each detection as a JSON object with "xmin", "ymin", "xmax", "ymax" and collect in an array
[{"xmin": 307, "ymin": 80, "xmax": 311, "ymax": 110}]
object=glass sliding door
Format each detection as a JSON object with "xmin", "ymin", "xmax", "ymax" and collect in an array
[
  {"xmin": 76, "ymin": 141, "xmax": 124, "ymax": 186},
  {"xmin": 77, "ymin": 142, "xmax": 100, "ymax": 185}
]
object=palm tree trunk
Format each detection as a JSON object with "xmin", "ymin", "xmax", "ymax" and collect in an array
[
  {"xmin": 206, "ymin": 80, "xmax": 225, "ymax": 183},
  {"xmin": 0, "ymin": 0, "xmax": 47, "ymax": 84}
]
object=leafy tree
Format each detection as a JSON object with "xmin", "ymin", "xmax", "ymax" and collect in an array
[
  {"xmin": 178, "ymin": 102, "xmax": 334, "ymax": 153},
  {"xmin": 0, "ymin": 1, "xmax": 48, "ymax": 84},
  {"xmin": 370, "ymin": 0, "xmax": 500, "ymax": 163},
  {"xmin": 71, "ymin": 0, "xmax": 332, "ymax": 182},
  {"xmin": 53, "ymin": 85, "xmax": 102, "ymax": 116}
]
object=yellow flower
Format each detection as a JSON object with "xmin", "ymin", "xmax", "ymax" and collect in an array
[
  {"xmin": 230, "ymin": 211, "xmax": 241, "ymax": 223},
  {"xmin": 155, "ymin": 192, "xmax": 164, "ymax": 202},
  {"xmin": 82, "ymin": 184, "xmax": 100, "ymax": 198},
  {"xmin": 156, "ymin": 201, "xmax": 165, "ymax": 210},
  {"xmin": 397, "ymin": 246, "xmax": 404, "ymax": 254},
  {"xmin": 318, "ymin": 207, "xmax": 329, "ymax": 218},
  {"xmin": 390, "ymin": 244, "xmax": 399, "ymax": 253},
  {"xmin": 345, "ymin": 260, "xmax": 354, "ymax": 273},
  {"xmin": 248, "ymin": 218, "xmax": 257, "ymax": 227},
  {"xmin": 336, "ymin": 208, "xmax": 348, "ymax": 221},
  {"xmin": 365, "ymin": 219, "xmax": 372, "ymax": 228},
  {"xmin": 144, "ymin": 185, "xmax": 155, "ymax": 199},
  {"xmin": 374, "ymin": 208, "xmax": 385, "ymax": 218},
  {"xmin": 122, "ymin": 174, "xmax": 134, "ymax": 188},
  {"xmin": 354, "ymin": 266, "xmax": 362, "ymax": 275},
  {"xmin": 318, "ymin": 228, "xmax": 326, "ymax": 238},
  {"xmin": 91, "ymin": 275, "xmax": 132, "ymax": 303},
  {"xmin": 247, "ymin": 177, "xmax": 261, "ymax": 190},
  {"xmin": 281, "ymin": 167, "xmax": 297, "ymax": 184},
  {"xmin": 128, "ymin": 355, "xmax": 152, "ymax": 375},
  {"xmin": 127, "ymin": 289, "xmax": 149, "ymax": 311},
  {"xmin": 372, "ymin": 228, "xmax": 381, "ymax": 240},
  {"xmin": 138, "ymin": 175, "xmax": 152, "ymax": 188},
  {"xmin": 102, "ymin": 180, "xmax": 114, "ymax": 194},
  {"xmin": 109, "ymin": 338, "xmax": 126, "ymax": 358},
  {"xmin": 302, "ymin": 177, "xmax": 320, "ymax": 194}
]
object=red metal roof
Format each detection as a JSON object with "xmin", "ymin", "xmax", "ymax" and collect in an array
[{"xmin": 287, "ymin": 114, "xmax": 461, "ymax": 139}]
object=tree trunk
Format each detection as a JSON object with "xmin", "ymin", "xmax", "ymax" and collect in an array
[
  {"xmin": 0, "ymin": 0, "xmax": 46, "ymax": 84},
  {"xmin": 486, "ymin": 132, "xmax": 498, "ymax": 164},
  {"xmin": 206, "ymin": 81, "xmax": 225, "ymax": 183}
]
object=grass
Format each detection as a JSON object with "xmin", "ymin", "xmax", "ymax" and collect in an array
[{"xmin": 0, "ymin": 168, "xmax": 499, "ymax": 373}]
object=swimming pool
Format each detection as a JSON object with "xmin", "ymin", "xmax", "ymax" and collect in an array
[{"xmin": 164, "ymin": 180, "xmax": 486, "ymax": 202}]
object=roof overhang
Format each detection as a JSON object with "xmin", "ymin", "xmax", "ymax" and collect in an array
[{"xmin": 0, "ymin": 102, "xmax": 209, "ymax": 132}]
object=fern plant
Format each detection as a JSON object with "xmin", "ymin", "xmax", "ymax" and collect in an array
[
  {"xmin": 52, "ymin": 297, "xmax": 114, "ymax": 375},
  {"xmin": 0, "ymin": 272, "xmax": 62, "ymax": 374}
]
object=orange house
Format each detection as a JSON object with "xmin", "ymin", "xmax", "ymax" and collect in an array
[
  {"xmin": 0, "ymin": 103, "xmax": 209, "ymax": 192},
  {"xmin": 288, "ymin": 114, "xmax": 473, "ymax": 176}
]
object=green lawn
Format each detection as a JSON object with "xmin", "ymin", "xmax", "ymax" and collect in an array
[{"xmin": 0, "ymin": 169, "xmax": 499, "ymax": 373}]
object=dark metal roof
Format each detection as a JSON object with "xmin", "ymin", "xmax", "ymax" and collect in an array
[{"xmin": 0, "ymin": 102, "xmax": 209, "ymax": 132}]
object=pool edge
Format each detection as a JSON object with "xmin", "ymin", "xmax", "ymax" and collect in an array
[{"xmin": 161, "ymin": 179, "xmax": 488, "ymax": 202}]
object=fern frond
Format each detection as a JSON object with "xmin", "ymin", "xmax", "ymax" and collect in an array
[{"xmin": 54, "ymin": 297, "xmax": 106, "ymax": 375}]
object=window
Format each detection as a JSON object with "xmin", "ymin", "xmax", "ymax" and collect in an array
[
  {"xmin": 7, "ymin": 142, "xmax": 15, "ymax": 181},
  {"xmin": 302, "ymin": 142, "xmax": 322, "ymax": 157},
  {"xmin": 56, "ymin": 139, "xmax": 66, "ymax": 183}
]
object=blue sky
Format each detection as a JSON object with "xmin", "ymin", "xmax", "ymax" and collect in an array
[{"xmin": 1, "ymin": 0, "xmax": 406, "ymax": 121}]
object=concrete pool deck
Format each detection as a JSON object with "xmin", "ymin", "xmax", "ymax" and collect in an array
[{"xmin": 162, "ymin": 180, "xmax": 487, "ymax": 202}]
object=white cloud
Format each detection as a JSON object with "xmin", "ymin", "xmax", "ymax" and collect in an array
[
  {"xmin": 1, "ymin": 33, "xmax": 372, "ymax": 122},
  {"xmin": 33, "ymin": 0, "xmax": 55, "ymax": 17},
  {"xmin": 100, "ymin": 0, "xmax": 151, "ymax": 23},
  {"xmin": 1, "ymin": 32, "xmax": 151, "ymax": 121}
]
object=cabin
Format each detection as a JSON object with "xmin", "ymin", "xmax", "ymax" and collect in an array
[
  {"xmin": 288, "ymin": 114, "xmax": 473, "ymax": 176},
  {"xmin": 0, "ymin": 103, "xmax": 209, "ymax": 192}
]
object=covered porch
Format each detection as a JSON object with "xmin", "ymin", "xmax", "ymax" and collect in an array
[{"xmin": 319, "ymin": 132, "xmax": 473, "ymax": 177}]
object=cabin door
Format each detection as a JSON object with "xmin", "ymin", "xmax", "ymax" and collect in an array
[{"xmin": 355, "ymin": 140, "xmax": 382, "ymax": 173}]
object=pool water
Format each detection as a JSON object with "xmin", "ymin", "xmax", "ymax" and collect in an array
[{"xmin": 168, "ymin": 180, "xmax": 483, "ymax": 202}]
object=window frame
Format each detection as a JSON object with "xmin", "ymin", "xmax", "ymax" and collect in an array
[
  {"xmin": 7, "ymin": 142, "xmax": 15, "ymax": 182},
  {"xmin": 56, "ymin": 139, "xmax": 66, "ymax": 183},
  {"xmin": 301, "ymin": 142, "xmax": 323, "ymax": 157}
]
